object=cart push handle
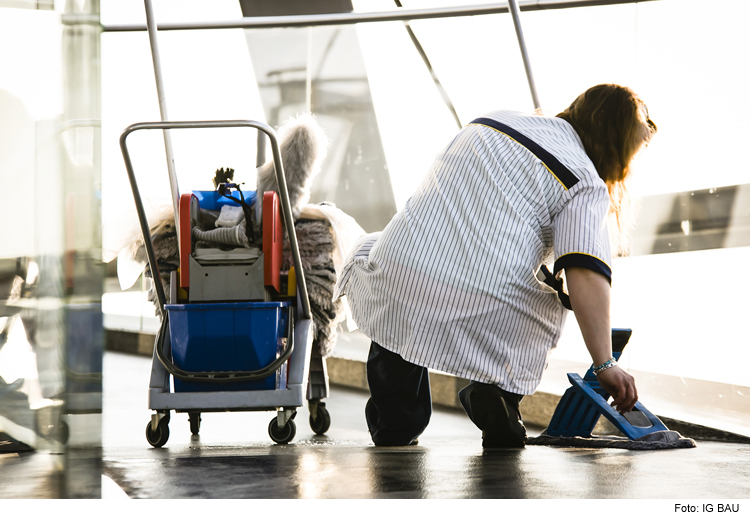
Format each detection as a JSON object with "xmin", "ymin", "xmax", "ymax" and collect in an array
[{"xmin": 119, "ymin": 119, "xmax": 311, "ymax": 320}]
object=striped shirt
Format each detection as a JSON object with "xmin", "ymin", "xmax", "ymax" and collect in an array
[{"xmin": 333, "ymin": 110, "xmax": 612, "ymax": 395}]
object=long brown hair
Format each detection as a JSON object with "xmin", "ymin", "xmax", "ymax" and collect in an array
[{"xmin": 557, "ymin": 84, "xmax": 656, "ymax": 253}]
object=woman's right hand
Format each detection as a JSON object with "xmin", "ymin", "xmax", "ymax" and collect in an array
[{"xmin": 596, "ymin": 365, "xmax": 638, "ymax": 414}]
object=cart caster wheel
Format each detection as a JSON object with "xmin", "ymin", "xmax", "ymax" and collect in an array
[
  {"xmin": 146, "ymin": 419, "xmax": 170, "ymax": 448},
  {"xmin": 58, "ymin": 420, "xmax": 70, "ymax": 445},
  {"xmin": 309, "ymin": 405, "xmax": 331, "ymax": 435},
  {"xmin": 268, "ymin": 417, "xmax": 296, "ymax": 444},
  {"xmin": 188, "ymin": 412, "xmax": 201, "ymax": 435}
]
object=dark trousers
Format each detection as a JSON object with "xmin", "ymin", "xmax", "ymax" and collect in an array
[{"xmin": 365, "ymin": 341, "xmax": 432, "ymax": 446}]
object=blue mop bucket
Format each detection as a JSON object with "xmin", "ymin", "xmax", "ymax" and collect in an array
[{"xmin": 165, "ymin": 301, "xmax": 291, "ymax": 393}]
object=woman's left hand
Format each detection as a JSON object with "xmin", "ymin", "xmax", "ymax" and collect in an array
[{"xmin": 596, "ymin": 364, "xmax": 638, "ymax": 414}]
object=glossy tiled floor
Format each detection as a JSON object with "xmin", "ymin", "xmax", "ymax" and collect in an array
[{"xmin": 101, "ymin": 352, "xmax": 750, "ymax": 500}]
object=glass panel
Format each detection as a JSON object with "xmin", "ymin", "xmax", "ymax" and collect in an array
[
  {"xmin": 244, "ymin": 25, "xmax": 398, "ymax": 231},
  {"xmin": 0, "ymin": 5, "xmax": 67, "ymax": 497},
  {"xmin": 0, "ymin": 0, "xmax": 102, "ymax": 497},
  {"xmin": 630, "ymin": 185, "xmax": 750, "ymax": 255}
]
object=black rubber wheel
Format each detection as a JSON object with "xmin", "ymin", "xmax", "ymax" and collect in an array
[
  {"xmin": 188, "ymin": 412, "xmax": 201, "ymax": 435},
  {"xmin": 268, "ymin": 417, "xmax": 296, "ymax": 444},
  {"xmin": 58, "ymin": 420, "xmax": 70, "ymax": 444},
  {"xmin": 145, "ymin": 419, "xmax": 170, "ymax": 448},
  {"xmin": 309, "ymin": 405, "xmax": 331, "ymax": 435}
]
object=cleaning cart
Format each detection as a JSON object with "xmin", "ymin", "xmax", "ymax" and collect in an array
[{"xmin": 120, "ymin": 119, "xmax": 328, "ymax": 447}]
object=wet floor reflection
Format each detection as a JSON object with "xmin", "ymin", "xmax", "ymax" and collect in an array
[
  {"xmin": 365, "ymin": 447, "xmax": 430, "ymax": 498},
  {"xmin": 105, "ymin": 443, "xmax": 439, "ymax": 498},
  {"xmin": 169, "ymin": 452, "xmax": 303, "ymax": 498},
  {"xmin": 565, "ymin": 450, "xmax": 640, "ymax": 498},
  {"xmin": 292, "ymin": 448, "xmax": 371, "ymax": 499},
  {"xmin": 0, "ymin": 452, "xmax": 64, "ymax": 499},
  {"xmin": 106, "ymin": 444, "xmax": 534, "ymax": 499},
  {"xmin": 463, "ymin": 450, "xmax": 529, "ymax": 499},
  {"xmin": 108, "ymin": 446, "xmax": 371, "ymax": 499},
  {"xmin": 509, "ymin": 447, "xmax": 641, "ymax": 499},
  {"xmin": 101, "ymin": 431, "xmax": 750, "ymax": 499}
]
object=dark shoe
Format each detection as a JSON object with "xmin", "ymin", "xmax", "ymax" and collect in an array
[
  {"xmin": 0, "ymin": 376, "xmax": 24, "ymax": 397},
  {"xmin": 0, "ymin": 431, "xmax": 34, "ymax": 453},
  {"xmin": 366, "ymin": 396, "xmax": 425, "ymax": 447},
  {"xmin": 463, "ymin": 384, "xmax": 527, "ymax": 448}
]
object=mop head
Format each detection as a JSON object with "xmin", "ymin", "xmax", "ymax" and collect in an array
[
  {"xmin": 527, "ymin": 429, "xmax": 696, "ymax": 450},
  {"xmin": 281, "ymin": 218, "xmax": 344, "ymax": 357},
  {"xmin": 256, "ymin": 113, "xmax": 329, "ymax": 220}
]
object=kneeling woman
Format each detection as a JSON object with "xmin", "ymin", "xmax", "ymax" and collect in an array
[{"xmin": 333, "ymin": 84, "xmax": 656, "ymax": 447}]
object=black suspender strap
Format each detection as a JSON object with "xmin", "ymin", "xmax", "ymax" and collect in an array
[
  {"xmin": 469, "ymin": 117, "xmax": 580, "ymax": 191},
  {"xmin": 539, "ymin": 265, "xmax": 572, "ymax": 311}
]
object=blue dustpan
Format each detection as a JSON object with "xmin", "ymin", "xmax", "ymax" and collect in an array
[{"xmin": 545, "ymin": 329, "xmax": 668, "ymax": 440}]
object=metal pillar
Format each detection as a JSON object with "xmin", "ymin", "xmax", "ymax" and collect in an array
[
  {"xmin": 508, "ymin": 0, "xmax": 541, "ymax": 110},
  {"xmin": 143, "ymin": 0, "xmax": 181, "ymax": 248},
  {"xmin": 394, "ymin": 0, "xmax": 462, "ymax": 129}
]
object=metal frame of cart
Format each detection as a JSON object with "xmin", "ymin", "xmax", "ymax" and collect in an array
[{"xmin": 120, "ymin": 119, "xmax": 317, "ymax": 445}]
